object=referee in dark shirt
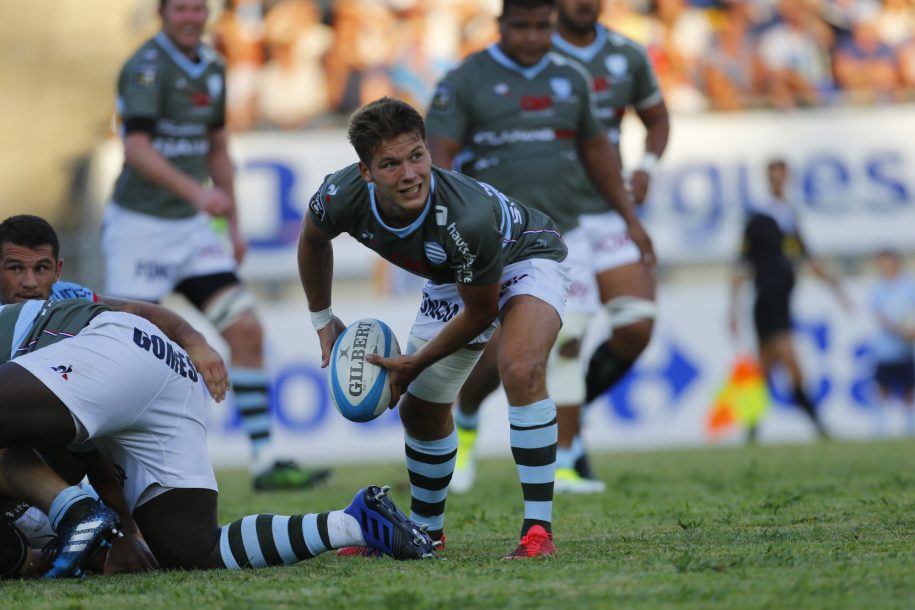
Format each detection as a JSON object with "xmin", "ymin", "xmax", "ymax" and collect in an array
[{"xmin": 729, "ymin": 159, "xmax": 849, "ymax": 440}]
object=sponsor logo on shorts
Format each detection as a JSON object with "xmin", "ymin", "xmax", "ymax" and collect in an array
[
  {"xmin": 134, "ymin": 261, "xmax": 180, "ymax": 281},
  {"xmin": 499, "ymin": 273, "xmax": 530, "ymax": 297},
  {"xmin": 132, "ymin": 328, "xmax": 199, "ymax": 382},
  {"xmin": 419, "ymin": 292, "xmax": 460, "ymax": 323},
  {"xmin": 51, "ymin": 364, "xmax": 73, "ymax": 380}
]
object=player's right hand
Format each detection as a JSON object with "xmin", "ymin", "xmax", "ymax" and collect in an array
[
  {"xmin": 317, "ymin": 316, "xmax": 346, "ymax": 368},
  {"xmin": 627, "ymin": 217, "xmax": 657, "ymax": 268},
  {"xmin": 193, "ymin": 186, "xmax": 232, "ymax": 216},
  {"xmin": 103, "ymin": 530, "xmax": 160, "ymax": 575}
]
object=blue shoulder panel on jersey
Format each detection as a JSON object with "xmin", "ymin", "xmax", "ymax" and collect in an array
[{"xmin": 50, "ymin": 282, "xmax": 96, "ymax": 302}]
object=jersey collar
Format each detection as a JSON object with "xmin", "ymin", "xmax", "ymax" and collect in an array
[
  {"xmin": 486, "ymin": 44, "xmax": 552, "ymax": 79},
  {"xmin": 551, "ymin": 24, "xmax": 608, "ymax": 63},
  {"xmin": 154, "ymin": 32, "xmax": 213, "ymax": 79},
  {"xmin": 368, "ymin": 173, "xmax": 437, "ymax": 238}
]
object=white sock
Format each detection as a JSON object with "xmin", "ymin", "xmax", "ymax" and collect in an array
[{"xmin": 327, "ymin": 510, "xmax": 365, "ymax": 548}]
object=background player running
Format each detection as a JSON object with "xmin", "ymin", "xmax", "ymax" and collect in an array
[{"xmin": 424, "ymin": 0, "xmax": 657, "ymax": 493}]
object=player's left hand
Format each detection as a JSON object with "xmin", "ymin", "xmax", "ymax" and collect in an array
[
  {"xmin": 629, "ymin": 170, "xmax": 651, "ymax": 205},
  {"xmin": 365, "ymin": 353, "xmax": 419, "ymax": 408},
  {"xmin": 626, "ymin": 217, "xmax": 657, "ymax": 268},
  {"xmin": 103, "ymin": 530, "xmax": 160, "ymax": 575},
  {"xmin": 186, "ymin": 341, "xmax": 229, "ymax": 402}
]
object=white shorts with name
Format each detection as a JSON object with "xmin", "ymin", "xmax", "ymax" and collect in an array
[
  {"xmin": 410, "ymin": 258, "xmax": 571, "ymax": 344},
  {"xmin": 12, "ymin": 312, "xmax": 217, "ymax": 512},
  {"xmin": 564, "ymin": 211, "xmax": 641, "ymax": 315},
  {"xmin": 102, "ymin": 203, "xmax": 236, "ymax": 301}
]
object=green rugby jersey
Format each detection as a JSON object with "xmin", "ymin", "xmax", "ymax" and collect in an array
[
  {"xmin": 308, "ymin": 165, "xmax": 566, "ymax": 286},
  {"xmin": 112, "ymin": 33, "xmax": 227, "ymax": 219},
  {"xmin": 426, "ymin": 45, "xmax": 608, "ymax": 233},
  {"xmin": 0, "ymin": 300, "xmax": 109, "ymax": 365},
  {"xmin": 551, "ymin": 25, "xmax": 662, "ymax": 147}
]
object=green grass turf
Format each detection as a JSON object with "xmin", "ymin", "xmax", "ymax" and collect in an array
[{"xmin": 4, "ymin": 439, "xmax": 914, "ymax": 609}]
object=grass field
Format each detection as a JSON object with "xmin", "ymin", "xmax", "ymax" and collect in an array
[{"xmin": 4, "ymin": 439, "xmax": 914, "ymax": 609}]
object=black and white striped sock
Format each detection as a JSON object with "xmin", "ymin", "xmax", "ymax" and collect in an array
[
  {"xmin": 230, "ymin": 368, "xmax": 273, "ymax": 472},
  {"xmin": 405, "ymin": 430, "xmax": 457, "ymax": 533},
  {"xmin": 218, "ymin": 510, "xmax": 363, "ymax": 569},
  {"xmin": 508, "ymin": 399, "xmax": 557, "ymax": 535}
]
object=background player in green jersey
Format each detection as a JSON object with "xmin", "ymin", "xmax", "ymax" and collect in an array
[
  {"xmin": 425, "ymin": 0, "xmax": 656, "ymax": 494},
  {"xmin": 549, "ymin": 0, "xmax": 669, "ymax": 482},
  {"xmin": 299, "ymin": 97, "xmax": 571, "ymax": 558},
  {"xmin": 103, "ymin": 0, "xmax": 328, "ymax": 491}
]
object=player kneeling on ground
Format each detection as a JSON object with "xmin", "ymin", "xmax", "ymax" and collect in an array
[{"xmin": 0, "ymin": 299, "xmax": 435, "ymax": 578}]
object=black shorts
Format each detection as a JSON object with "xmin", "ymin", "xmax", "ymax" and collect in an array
[
  {"xmin": 753, "ymin": 293, "xmax": 792, "ymax": 343},
  {"xmin": 874, "ymin": 358, "xmax": 915, "ymax": 393}
]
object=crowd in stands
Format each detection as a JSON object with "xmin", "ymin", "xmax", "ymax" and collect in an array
[{"xmin": 209, "ymin": 0, "xmax": 915, "ymax": 130}]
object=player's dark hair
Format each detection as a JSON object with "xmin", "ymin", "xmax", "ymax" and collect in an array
[
  {"xmin": 502, "ymin": 0, "xmax": 555, "ymax": 15},
  {"xmin": 347, "ymin": 97, "xmax": 427, "ymax": 164},
  {"xmin": 0, "ymin": 215, "xmax": 60, "ymax": 260}
]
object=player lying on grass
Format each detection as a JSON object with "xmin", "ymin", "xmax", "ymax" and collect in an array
[{"xmin": 0, "ymin": 298, "xmax": 436, "ymax": 578}]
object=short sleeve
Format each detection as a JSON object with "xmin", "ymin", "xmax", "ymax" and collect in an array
[
  {"xmin": 118, "ymin": 58, "xmax": 162, "ymax": 120},
  {"xmin": 425, "ymin": 69, "xmax": 469, "ymax": 143}
]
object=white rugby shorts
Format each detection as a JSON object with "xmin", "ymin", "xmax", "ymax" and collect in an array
[
  {"xmin": 102, "ymin": 203, "xmax": 237, "ymax": 301},
  {"xmin": 563, "ymin": 211, "xmax": 642, "ymax": 315},
  {"xmin": 12, "ymin": 312, "xmax": 217, "ymax": 511},
  {"xmin": 409, "ymin": 258, "xmax": 571, "ymax": 344}
]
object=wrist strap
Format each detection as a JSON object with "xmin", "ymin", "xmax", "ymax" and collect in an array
[
  {"xmin": 310, "ymin": 307, "xmax": 334, "ymax": 331},
  {"xmin": 638, "ymin": 152, "xmax": 659, "ymax": 175}
]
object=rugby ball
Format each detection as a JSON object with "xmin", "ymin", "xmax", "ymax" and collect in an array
[{"xmin": 328, "ymin": 318, "xmax": 401, "ymax": 422}]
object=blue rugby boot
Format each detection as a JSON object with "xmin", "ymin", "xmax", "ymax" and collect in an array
[
  {"xmin": 342, "ymin": 485, "xmax": 437, "ymax": 560},
  {"xmin": 43, "ymin": 499, "xmax": 122, "ymax": 578}
]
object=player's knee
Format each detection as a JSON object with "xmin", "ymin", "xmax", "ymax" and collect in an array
[
  {"xmin": 500, "ymin": 357, "xmax": 547, "ymax": 396},
  {"xmin": 222, "ymin": 310, "xmax": 263, "ymax": 354},
  {"xmin": 606, "ymin": 296, "xmax": 656, "ymax": 359},
  {"xmin": 204, "ymin": 285, "xmax": 259, "ymax": 335},
  {"xmin": 610, "ymin": 320, "xmax": 653, "ymax": 360},
  {"xmin": 399, "ymin": 394, "xmax": 450, "ymax": 437}
]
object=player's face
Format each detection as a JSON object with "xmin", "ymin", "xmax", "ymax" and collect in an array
[
  {"xmin": 359, "ymin": 133, "xmax": 432, "ymax": 226},
  {"xmin": 498, "ymin": 4, "xmax": 555, "ymax": 67},
  {"xmin": 160, "ymin": 0, "xmax": 209, "ymax": 54},
  {"xmin": 557, "ymin": 0, "xmax": 601, "ymax": 32},
  {"xmin": 0, "ymin": 243, "xmax": 62, "ymax": 304}
]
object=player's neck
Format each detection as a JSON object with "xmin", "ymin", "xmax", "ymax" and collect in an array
[{"xmin": 557, "ymin": 24, "xmax": 598, "ymax": 48}]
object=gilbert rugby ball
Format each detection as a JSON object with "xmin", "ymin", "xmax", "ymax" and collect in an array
[{"xmin": 328, "ymin": 318, "xmax": 401, "ymax": 422}]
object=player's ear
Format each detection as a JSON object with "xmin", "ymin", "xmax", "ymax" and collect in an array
[
  {"xmin": 358, "ymin": 161, "xmax": 373, "ymax": 184},
  {"xmin": 54, "ymin": 259, "xmax": 64, "ymax": 280}
]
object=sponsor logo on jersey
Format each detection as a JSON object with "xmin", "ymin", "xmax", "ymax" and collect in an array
[
  {"xmin": 132, "ymin": 328, "xmax": 199, "ymax": 382},
  {"xmin": 493, "ymin": 83, "xmax": 510, "ymax": 96},
  {"xmin": 473, "ymin": 128, "xmax": 574, "ymax": 146},
  {"xmin": 520, "ymin": 95, "xmax": 553, "ymax": 112},
  {"xmin": 605, "ymin": 54, "xmax": 629, "ymax": 78},
  {"xmin": 175, "ymin": 77, "xmax": 187, "ymax": 90},
  {"xmin": 191, "ymin": 91, "xmax": 211, "ymax": 107},
  {"xmin": 132, "ymin": 64, "xmax": 159, "ymax": 89},
  {"xmin": 424, "ymin": 241, "xmax": 447, "ymax": 264},
  {"xmin": 593, "ymin": 75, "xmax": 610, "ymax": 93},
  {"xmin": 434, "ymin": 205, "xmax": 448, "ymax": 226},
  {"xmin": 309, "ymin": 191, "xmax": 326, "ymax": 221},
  {"xmin": 549, "ymin": 77, "xmax": 572, "ymax": 100},
  {"xmin": 360, "ymin": 230, "xmax": 374, "ymax": 243},
  {"xmin": 419, "ymin": 292, "xmax": 460, "ymax": 323},
  {"xmin": 325, "ymin": 183, "xmax": 339, "ymax": 196},
  {"xmin": 152, "ymin": 137, "xmax": 210, "ymax": 158},
  {"xmin": 51, "ymin": 364, "xmax": 73, "ymax": 380},
  {"xmin": 430, "ymin": 82, "xmax": 455, "ymax": 113},
  {"xmin": 142, "ymin": 48, "xmax": 159, "ymax": 61}
]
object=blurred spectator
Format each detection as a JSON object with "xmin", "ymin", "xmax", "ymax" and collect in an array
[
  {"xmin": 703, "ymin": 2, "xmax": 765, "ymax": 110},
  {"xmin": 832, "ymin": 3, "xmax": 900, "ymax": 104},
  {"xmin": 868, "ymin": 250, "xmax": 915, "ymax": 436},
  {"xmin": 601, "ymin": 0, "xmax": 653, "ymax": 42},
  {"xmin": 256, "ymin": 0, "xmax": 333, "ymax": 128},
  {"xmin": 212, "ymin": 0, "xmax": 265, "ymax": 130},
  {"xmin": 325, "ymin": 0, "xmax": 395, "ymax": 114},
  {"xmin": 757, "ymin": 0, "xmax": 835, "ymax": 109},
  {"xmin": 875, "ymin": 0, "xmax": 915, "ymax": 47},
  {"xmin": 645, "ymin": 0, "xmax": 712, "ymax": 111}
]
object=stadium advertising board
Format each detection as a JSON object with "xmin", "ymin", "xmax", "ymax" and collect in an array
[{"xmin": 82, "ymin": 105, "xmax": 915, "ymax": 280}]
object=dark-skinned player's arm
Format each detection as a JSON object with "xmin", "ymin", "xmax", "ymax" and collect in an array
[
  {"xmin": 207, "ymin": 126, "xmax": 246, "ymax": 264},
  {"xmin": 96, "ymin": 296, "xmax": 229, "ymax": 402},
  {"xmin": 630, "ymin": 100, "xmax": 670, "ymax": 204},
  {"xmin": 577, "ymin": 133, "xmax": 656, "ymax": 267},
  {"xmin": 428, "ymin": 135, "xmax": 462, "ymax": 170},
  {"xmin": 297, "ymin": 212, "xmax": 346, "ymax": 368},
  {"xmin": 368, "ymin": 281, "xmax": 500, "ymax": 406},
  {"xmin": 82, "ymin": 451, "xmax": 160, "ymax": 574}
]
